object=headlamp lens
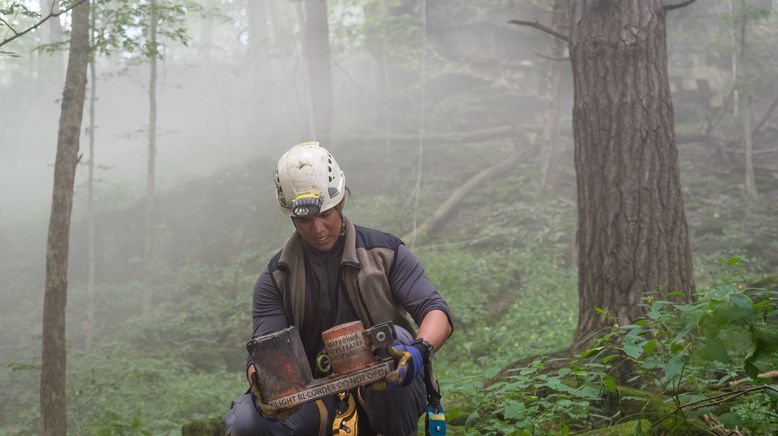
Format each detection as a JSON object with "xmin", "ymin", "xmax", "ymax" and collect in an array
[
  {"xmin": 291, "ymin": 194, "xmax": 323, "ymax": 218},
  {"xmin": 293, "ymin": 204, "xmax": 320, "ymax": 218}
]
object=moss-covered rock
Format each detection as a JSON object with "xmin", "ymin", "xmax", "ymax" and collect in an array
[{"xmin": 181, "ymin": 416, "xmax": 225, "ymax": 436}]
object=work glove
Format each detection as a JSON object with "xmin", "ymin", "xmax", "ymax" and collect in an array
[
  {"xmin": 376, "ymin": 344, "xmax": 423, "ymax": 390},
  {"xmin": 249, "ymin": 368, "xmax": 300, "ymax": 420}
]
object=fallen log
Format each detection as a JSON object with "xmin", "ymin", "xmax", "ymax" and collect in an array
[{"xmin": 402, "ymin": 151, "xmax": 524, "ymax": 245}]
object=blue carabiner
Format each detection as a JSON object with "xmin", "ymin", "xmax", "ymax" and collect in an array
[{"xmin": 426, "ymin": 404, "xmax": 446, "ymax": 436}]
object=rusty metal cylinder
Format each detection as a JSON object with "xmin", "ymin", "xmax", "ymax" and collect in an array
[
  {"xmin": 322, "ymin": 321, "xmax": 375, "ymax": 374},
  {"xmin": 251, "ymin": 326, "xmax": 313, "ymax": 404}
]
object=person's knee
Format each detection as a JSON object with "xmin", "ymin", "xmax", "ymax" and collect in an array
[
  {"xmin": 225, "ymin": 394, "xmax": 284, "ymax": 436},
  {"xmin": 360, "ymin": 375, "xmax": 426, "ymax": 435}
]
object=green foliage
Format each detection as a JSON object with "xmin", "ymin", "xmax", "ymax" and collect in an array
[
  {"xmin": 91, "ymin": 0, "xmax": 199, "ymax": 60},
  {"xmin": 446, "ymin": 259, "xmax": 778, "ymax": 434}
]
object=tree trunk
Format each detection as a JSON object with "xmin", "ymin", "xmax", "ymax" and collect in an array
[
  {"xmin": 37, "ymin": 0, "xmax": 64, "ymax": 80},
  {"xmin": 198, "ymin": 0, "xmax": 217, "ymax": 59},
  {"xmin": 85, "ymin": 11, "xmax": 97, "ymax": 353},
  {"xmin": 569, "ymin": 0, "xmax": 695, "ymax": 342},
  {"xmin": 736, "ymin": 0, "xmax": 757, "ymax": 199},
  {"xmin": 143, "ymin": 0, "xmax": 158, "ymax": 317},
  {"xmin": 538, "ymin": 0, "xmax": 567, "ymax": 193},
  {"xmin": 743, "ymin": 94, "xmax": 757, "ymax": 198},
  {"xmin": 40, "ymin": 1, "xmax": 89, "ymax": 435},
  {"xmin": 38, "ymin": 0, "xmax": 64, "ymax": 44},
  {"xmin": 301, "ymin": 0, "xmax": 333, "ymax": 145},
  {"xmin": 729, "ymin": 0, "xmax": 739, "ymax": 117}
]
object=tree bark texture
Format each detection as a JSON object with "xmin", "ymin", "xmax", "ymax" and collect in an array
[
  {"xmin": 569, "ymin": 0, "xmax": 695, "ymax": 341},
  {"xmin": 143, "ymin": 0, "xmax": 158, "ymax": 317},
  {"xmin": 40, "ymin": 1, "xmax": 89, "ymax": 435},
  {"xmin": 302, "ymin": 0, "xmax": 333, "ymax": 145}
]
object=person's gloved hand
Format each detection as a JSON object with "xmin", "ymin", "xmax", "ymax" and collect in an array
[
  {"xmin": 249, "ymin": 367, "xmax": 300, "ymax": 419},
  {"xmin": 381, "ymin": 344, "xmax": 424, "ymax": 389}
]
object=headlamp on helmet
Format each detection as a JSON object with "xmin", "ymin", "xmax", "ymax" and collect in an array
[
  {"xmin": 291, "ymin": 193, "xmax": 323, "ymax": 218},
  {"xmin": 275, "ymin": 142, "xmax": 346, "ymax": 218}
]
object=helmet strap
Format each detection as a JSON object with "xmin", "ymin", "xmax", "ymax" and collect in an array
[{"xmin": 335, "ymin": 206, "xmax": 346, "ymax": 237}]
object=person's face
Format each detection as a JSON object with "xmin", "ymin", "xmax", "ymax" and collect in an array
[{"xmin": 292, "ymin": 207, "xmax": 342, "ymax": 252}]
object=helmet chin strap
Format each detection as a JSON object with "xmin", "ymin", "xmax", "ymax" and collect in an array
[{"xmin": 335, "ymin": 207, "xmax": 346, "ymax": 236}]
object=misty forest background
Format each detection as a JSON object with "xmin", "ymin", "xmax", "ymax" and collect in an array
[{"xmin": 2, "ymin": 0, "xmax": 778, "ymax": 435}]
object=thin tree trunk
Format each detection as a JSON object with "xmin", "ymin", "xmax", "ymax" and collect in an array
[
  {"xmin": 198, "ymin": 0, "xmax": 216, "ymax": 59},
  {"xmin": 40, "ymin": 2, "xmax": 89, "ymax": 435},
  {"xmin": 729, "ymin": 0, "xmax": 739, "ymax": 117},
  {"xmin": 143, "ymin": 0, "xmax": 158, "ymax": 317},
  {"xmin": 744, "ymin": 94, "xmax": 757, "ymax": 198},
  {"xmin": 570, "ymin": 0, "xmax": 695, "ymax": 342},
  {"xmin": 737, "ymin": 0, "xmax": 757, "ymax": 199},
  {"xmin": 38, "ymin": 0, "xmax": 64, "ymax": 45},
  {"xmin": 381, "ymin": 0, "xmax": 392, "ymax": 159},
  {"xmin": 302, "ymin": 0, "xmax": 333, "ymax": 144},
  {"xmin": 85, "ymin": 9, "xmax": 97, "ymax": 353},
  {"xmin": 295, "ymin": 2, "xmax": 317, "ymax": 139},
  {"xmin": 37, "ymin": 0, "xmax": 64, "ymax": 79},
  {"xmin": 538, "ymin": 0, "xmax": 567, "ymax": 193}
]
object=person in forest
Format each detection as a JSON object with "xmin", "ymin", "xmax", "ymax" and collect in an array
[{"xmin": 225, "ymin": 141, "xmax": 453, "ymax": 436}]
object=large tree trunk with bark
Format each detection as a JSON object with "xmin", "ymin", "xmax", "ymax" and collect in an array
[
  {"xmin": 569, "ymin": 0, "xmax": 695, "ymax": 342},
  {"xmin": 40, "ymin": 1, "xmax": 89, "ymax": 434},
  {"xmin": 301, "ymin": 0, "xmax": 333, "ymax": 145}
]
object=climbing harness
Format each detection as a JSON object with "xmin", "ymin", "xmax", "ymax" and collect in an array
[{"xmin": 332, "ymin": 391, "xmax": 358, "ymax": 435}]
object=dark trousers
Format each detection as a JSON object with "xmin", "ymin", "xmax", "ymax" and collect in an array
[{"xmin": 225, "ymin": 327, "xmax": 426, "ymax": 436}]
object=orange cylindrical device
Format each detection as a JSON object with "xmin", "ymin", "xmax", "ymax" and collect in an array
[{"xmin": 321, "ymin": 321, "xmax": 375, "ymax": 374}]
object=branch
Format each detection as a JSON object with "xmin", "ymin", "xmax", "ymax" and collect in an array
[
  {"xmin": 0, "ymin": 0, "xmax": 87, "ymax": 49},
  {"xmin": 508, "ymin": 19, "xmax": 567, "ymax": 42},
  {"xmin": 532, "ymin": 51, "xmax": 569, "ymax": 62},
  {"xmin": 664, "ymin": 0, "xmax": 698, "ymax": 11},
  {"xmin": 652, "ymin": 385, "xmax": 778, "ymax": 430},
  {"xmin": 0, "ymin": 16, "xmax": 17, "ymax": 34}
]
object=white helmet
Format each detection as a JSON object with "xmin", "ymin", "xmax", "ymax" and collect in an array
[{"xmin": 275, "ymin": 141, "xmax": 346, "ymax": 218}]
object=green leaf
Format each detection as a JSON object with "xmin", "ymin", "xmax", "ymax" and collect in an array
[
  {"xmin": 602, "ymin": 375, "xmax": 616, "ymax": 392},
  {"xmin": 643, "ymin": 340, "xmax": 657, "ymax": 354},
  {"xmin": 668, "ymin": 291, "xmax": 686, "ymax": 297},
  {"xmin": 623, "ymin": 343, "xmax": 643, "ymax": 359},
  {"xmin": 726, "ymin": 256, "xmax": 743, "ymax": 265},
  {"xmin": 601, "ymin": 354, "xmax": 619, "ymax": 364},
  {"xmin": 574, "ymin": 386, "xmax": 601, "ymax": 399},
  {"xmin": 663, "ymin": 353, "xmax": 687, "ymax": 382},
  {"xmin": 503, "ymin": 401, "xmax": 525, "ymax": 420},
  {"xmin": 744, "ymin": 359, "xmax": 760, "ymax": 379},
  {"xmin": 718, "ymin": 412, "xmax": 742, "ymax": 429},
  {"xmin": 697, "ymin": 336, "xmax": 728, "ymax": 362}
]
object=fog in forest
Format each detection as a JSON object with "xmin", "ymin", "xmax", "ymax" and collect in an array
[{"xmin": 2, "ymin": 1, "xmax": 778, "ymax": 434}]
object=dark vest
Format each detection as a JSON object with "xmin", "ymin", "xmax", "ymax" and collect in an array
[{"xmin": 269, "ymin": 219, "xmax": 417, "ymax": 337}]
